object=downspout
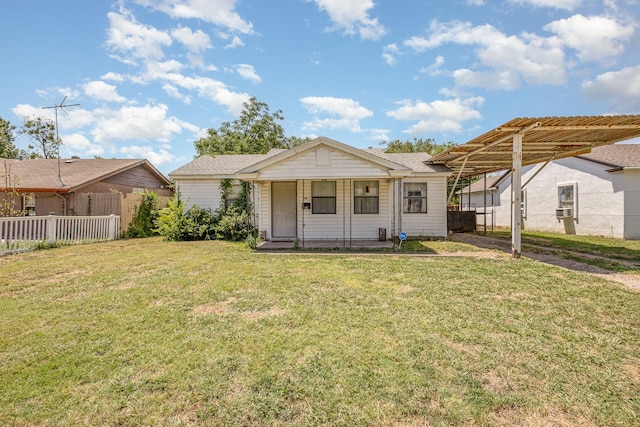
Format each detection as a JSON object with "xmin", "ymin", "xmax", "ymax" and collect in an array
[
  {"xmin": 301, "ymin": 179, "xmax": 305, "ymax": 248},
  {"xmin": 55, "ymin": 192, "xmax": 68, "ymax": 216}
]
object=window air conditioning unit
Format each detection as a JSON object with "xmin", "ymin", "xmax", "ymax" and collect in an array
[{"xmin": 556, "ymin": 207, "xmax": 573, "ymax": 219}]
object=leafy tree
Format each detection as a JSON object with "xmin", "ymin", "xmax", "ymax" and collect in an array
[
  {"xmin": 195, "ymin": 97, "xmax": 307, "ymax": 156},
  {"xmin": 20, "ymin": 117, "xmax": 61, "ymax": 159},
  {"xmin": 381, "ymin": 137, "xmax": 455, "ymax": 156},
  {"xmin": 0, "ymin": 117, "xmax": 19, "ymax": 159}
]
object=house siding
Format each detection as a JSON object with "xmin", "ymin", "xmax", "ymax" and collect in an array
[
  {"xmin": 257, "ymin": 148, "xmax": 395, "ymax": 180},
  {"xmin": 623, "ymin": 169, "xmax": 640, "ymax": 239},
  {"xmin": 400, "ymin": 177, "xmax": 449, "ymax": 238},
  {"xmin": 476, "ymin": 158, "xmax": 632, "ymax": 239},
  {"xmin": 176, "ymin": 180, "xmax": 222, "ymax": 211}
]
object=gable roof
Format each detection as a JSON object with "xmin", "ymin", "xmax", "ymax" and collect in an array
[
  {"xmin": 577, "ymin": 144, "xmax": 640, "ymax": 169},
  {"xmin": 363, "ymin": 149, "xmax": 451, "ymax": 173},
  {"xmin": 1, "ymin": 158, "xmax": 170, "ymax": 193},
  {"xmin": 236, "ymin": 137, "xmax": 413, "ymax": 176}
]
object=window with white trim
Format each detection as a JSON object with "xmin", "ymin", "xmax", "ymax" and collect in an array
[
  {"xmin": 557, "ymin": 182, "xmax": 576, "ymax": 218},
  {"xmin": 312, "ymin": 181, "xmax": 336, "ymax": 214},
  {"xmin": 23, "ymin": 194, "xmax": 36, "ymax": 216},
  {"xmin": 354, "ymin": 181, "xmax": 379, "ymax": 214},
  {"xmin": 403, "ymin": 182, "xmax": 427, "ymax": 213},
  {"xmin": 520, "ymin": 189, "xmax": 527, "ymax": 219}
]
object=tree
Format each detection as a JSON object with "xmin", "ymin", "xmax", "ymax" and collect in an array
[
  {"xmin": 20, "ymin": 117, "xmax": 61, "ymax": 159},
  {"xmin": 195, "ymin": 97, "xmax": 307, "ymax": 156},
  {"xmin": 0, "ymin": 117, "xmax": 19, "ymax": 159},
  {"xmin": 380, "ymin": 137, "xmax": 455, "ymax": 156}
]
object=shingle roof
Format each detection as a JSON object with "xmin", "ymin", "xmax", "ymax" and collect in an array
[
  {"xmin": 577, "ymin": 144, "xmax": 640, "ymax": 168},
  {"xmin": 169, "ymin": 152, "xmax": 283, "ymax": 177},
  {"xmin": 1, "ymin": 158, "xmax": 168, "ymax": 192},
  {"xmin": 364, "ymin": 149, "xmax": 451, "ymax": 173}
]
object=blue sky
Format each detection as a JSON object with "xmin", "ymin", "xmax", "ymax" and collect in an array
[{"xmin": 2, "ymin": 0, "xmax": 639, "ymax": 174}]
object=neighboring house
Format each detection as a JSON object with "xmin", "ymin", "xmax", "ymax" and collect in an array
[
  {"xmin": 0, "ymin": 158, "xmax": 172, "ymax": 216},
  {"xmin": 460, "ymin": 144, "xmax": 640, "ymax": 239},
  {"xmin": 169, "ymin": 137, "xmax": 452, "ymax": 241}
]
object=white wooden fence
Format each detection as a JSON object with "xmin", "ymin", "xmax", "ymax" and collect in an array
[{"xmin": 0, "ymin": 215, "xmax": 120, "ymax": 255}]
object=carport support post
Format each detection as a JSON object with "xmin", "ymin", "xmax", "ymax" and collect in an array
[{"xmin": 511, "ymin": 133, "xmax": 522, "ymax": 258}]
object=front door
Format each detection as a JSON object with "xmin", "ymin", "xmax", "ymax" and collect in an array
[{"xmin": 272, "ymin": 181, "xmax": 297, "ymax": 239}]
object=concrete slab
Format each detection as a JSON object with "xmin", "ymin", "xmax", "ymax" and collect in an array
[{"xmin": 257, "ymin": 239, "xmax": 395, "ymax": 251}]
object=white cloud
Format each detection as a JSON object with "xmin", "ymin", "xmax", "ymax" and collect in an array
[
  {"xmin": 62, "ymin": 133, "xmax": 105, "ymax": 156},
  {"xmin": 544, "ymin": 14, "xmax": 634, "ymax": 63},
  {"xmin": 89, "ymin": 103, "xmax": 194, "ymax": 144},
  {"xmin": 582, "ymin": 65, "xmax": 640, "ymax": 112},
  {"xmin": 509, "ymin": 0, "xmax": 582, "ymax": 10},
  {"xmin": 119, "ymin": 144, "xmax": 180, "ymax": 166},
  {"xmin": 382, "ymin": 43, "xmax": 401, "ymax": 66},
  {"xmin": 106, "ymin": 8, "xmax": 172, "ymax": 64},
  {"xmin": 83, "ymin": 81, "xmax": 127, "ymax": 103},
  {"xmin": 405, "ymin": 20, "xmax": 566, "ymax": 89},
  {"xmin": 101, "ymin": 72, "xmax": 126, "ymax": 82},
  {"xmin": 387, "ymin": 97, "xmax": 484, "ymax": 134},
  {"xmin": 171, "ymin": 26, "xmax": 212, "ymax": 52},
  {"xmin": 235, "ymin": 64, "xmax": 262, "ymax": 83},
  {"xmin": 134, "ymin": 0, "xmax": 253, "ymax": 34},
  {"xmin": 466, "ymin": 0, "xmax": 485, "ymax": 4},
  {"xmin": 420, "ymin": 55, "xmax": 446, "ymax": 76},
  {"xmin": 311, "ymin": 0, "xmax": 388, "ymax": 40},
  {"xmin": 300, "ymin": 96, "xmax": 373, "ymax": 132}
]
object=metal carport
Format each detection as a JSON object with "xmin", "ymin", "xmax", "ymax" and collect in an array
[{"xmin": 428, "ymin": 115, "xmax": 640, "ymax": 258}]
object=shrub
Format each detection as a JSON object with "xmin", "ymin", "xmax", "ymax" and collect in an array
[
  {"xmin": 126, "ymin": 192, "xmax": 160, "ymax": 238},
  {"xmin": 155, "ymin": 195, "xmax": 187, "ymax": 241},
  {"xmin": 183, "ymin": 205, "xmax": 217, "ymax": 241},
  {"xmin": 214, "ymin": 206, "xmax": 254, "ymax": 241}
]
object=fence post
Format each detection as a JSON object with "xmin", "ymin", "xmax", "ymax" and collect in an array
[
  {"xmin": 108, "ymin": 214, "xmax": 117, "ymax": 240},
  {"xmin": 47, "ymin": 214, "xmax": 57, "ymax": 244}
]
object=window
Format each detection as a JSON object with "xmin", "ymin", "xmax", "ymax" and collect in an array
[
  {"xmin": 403, "ymin": 183, "xmax": 427, "ymax": 213},
  {"xmin": 354, "ymin": 181, "xmax": 379, "ymax": 214},
  {"xmin": 23, "ymin": 194, "xmax": 36, "ymax": 216},
  {"xmin": 557, "ymin": 182, "xmax": 577, "ymax": 218},
  {"xmin": 520, "ymin": 189, "xmax": 527, "ymax": 219},
  {"xmin": 312, "ymin": 181, "xmax": 336, "ymax": 214}
]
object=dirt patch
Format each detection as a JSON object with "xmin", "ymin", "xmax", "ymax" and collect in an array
[{"xmin": 193, "ymin": 297, "xmax": 284, "ymax": 321}]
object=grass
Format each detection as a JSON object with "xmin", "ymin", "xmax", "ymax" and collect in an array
[{"xmin": 1, "ymin": 237, "xmax": 639, "ymax": 426}]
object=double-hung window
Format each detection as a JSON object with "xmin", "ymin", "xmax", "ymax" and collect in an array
[
  {"xmin": 312, "ymin": 181, "xmax": 336, "ymax": 214},
  {"xmin": 354, "ymin": 181, "xmax": 379, "ymax": 214},
  {"xmin": 403, "ymin": 183, "xmax": 427, "ymax": 213}
]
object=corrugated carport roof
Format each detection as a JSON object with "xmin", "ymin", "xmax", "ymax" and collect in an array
[{"xmin": 428, "ymin": 115, "xmax": 640, "ymax": 179}]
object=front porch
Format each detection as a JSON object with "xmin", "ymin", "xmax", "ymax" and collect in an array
[{"xmin": 257, "ymin": 239, "xmax": 395, "ymax": 251}]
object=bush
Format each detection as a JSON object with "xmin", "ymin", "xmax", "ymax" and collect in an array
[
  {"xmin": 155, "ymin": 195, "xmax": 218, "ymax": 241},
  {"xmin": 183, "ymin": 206, "xmax": 217, "ymax": 241},
  {"xmin": 126, "ymin": 192, "xmax": 160, "ymax": 238},
  {"xmin": 155, "ymin": 195, "xmax": 187, "ymax": 241},
  {"xmin": 214, "ymin": 206, "xmax": 254, "ymax": 241}
]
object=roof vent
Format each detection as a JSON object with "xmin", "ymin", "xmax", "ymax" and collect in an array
[{"xmin": 65, "ymin": 159, "xmax": 73, "ymax": 163}]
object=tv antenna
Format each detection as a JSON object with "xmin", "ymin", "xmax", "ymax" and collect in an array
[{"xmin": 42, "ymin": 96, "xmax": 80, "ymax": 187}]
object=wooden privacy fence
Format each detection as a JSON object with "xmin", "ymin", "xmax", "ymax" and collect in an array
[
  {"xmin": 73, "ymin": 193, "xmax": 172, "ymax": 232},
  {"xmin": 0, "ymin": 215, "xmax": 120, "ymax": 256}
]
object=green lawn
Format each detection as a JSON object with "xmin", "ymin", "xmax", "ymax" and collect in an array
[{"xmin": 1, "ymin": 238, "xmax": 639, "ymax": 426}]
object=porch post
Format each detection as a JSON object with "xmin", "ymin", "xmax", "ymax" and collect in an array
[{"xmin": 511, "ymin": 133, "xmax": 522, "ymax": 258}]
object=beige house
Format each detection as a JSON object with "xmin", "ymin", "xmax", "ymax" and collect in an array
[
  {"xmin": 169, "ymin": 137, "xmax": 452, "ymax": 242},
  {"xmin": 1, "ymin": 158, "xmax": 172, "ymax": 216}
]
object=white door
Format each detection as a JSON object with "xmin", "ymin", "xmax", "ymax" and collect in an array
[{"xmin": 272, "ymin": 182, "xmax": 297, "ymax": 238}]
